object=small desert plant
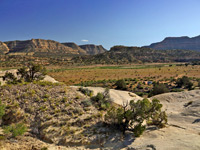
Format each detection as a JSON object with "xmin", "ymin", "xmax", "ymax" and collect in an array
[
  {"xmin": 91, "ymin": 89, "xmax": 111, "ymax": 110},
  {"xmin": 79, "ymin": 87, "xmax": 93, "ymax": 97},
  {"xmin": 0, "ymin": 100, "xmax": 5, "ymax": 120},
  {"xmin": 82, "ymin": 99, "xmax": 92, "ymax": 107},
  {"xmin": 3, "ymin": 123, "xmax": 27, "ymax": 138}
]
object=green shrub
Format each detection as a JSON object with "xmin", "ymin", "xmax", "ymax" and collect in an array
[
  {"xmin": 92, "ymin": 93, "xmax": 104, "ymax": 103},
  {"xmin": 0, "ymin": 100, "xmax": 5, "ymax": 119},
  {"xmin": 17, "ymin": 63, "xmax": 47, "ymax": 82},
  {"xmin": 105, "ymin": 98, "xmax": 167, "ymax": 136},
  {"xmin": 135, "ymin": 92, "xmax": 145, "ymax": 97},
  {"xmin": 115, "ymin": 79, "xmax": 127, "ymax": 90},
  {"xmin": 176, "ymin": 76, "xmax": 193, "ymax": 89},
  {"xmin": 3, "ymin": 123, "xmax": 27, "ymax": 138},
  {"xmin": 3, "ymin": 63, "xmax": 47, "ymax": 85},
  {"xmin": 2, "ymin": 72, "xmax": 18, "ymax": 84},
  {"xmin": 133, "ymin": 123, "xmax": 146, "ymax": 137},
  {"xmin": 79, "ymin": 87, "xmax": 93, "ymax": 97},
  {"xmin": 82, "ymin": 99, "xmax": 92, "ymax": 107},
  {"xmin": 149, "ymin": 83, "xmax": 169, "ymax": 97},
  {"xmin": 91, "ymin": 89, "xmax": 111, "ymax": 110}
]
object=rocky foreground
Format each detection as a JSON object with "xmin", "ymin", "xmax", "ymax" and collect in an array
[
  {"xmin": 0, "ymin": 83, "xmax": 200, "ymax": 150},
  {"xmin": 130, "ymin": 90, "xmax": 200, "ymax": 150}
]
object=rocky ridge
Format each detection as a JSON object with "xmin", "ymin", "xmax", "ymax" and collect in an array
[
  {"xmin": 0, "ymin": 39, "xmax": 107, "ymax": 57},
  {"xmin": 62, "ymin": 42, "xmax": 87, "ymax": 55},
  {"xmin": 145, "ymin": 35, "xmax": 200, "ymax": 51},
  {"xmin": 5, "ymin": 39, "xmax": 78, "ymax": 56},
  {"xmin": 79, "ymin": 44, "xmax": 107, "ymax": 55}
]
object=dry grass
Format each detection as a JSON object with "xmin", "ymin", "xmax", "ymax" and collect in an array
[{"xmin": 48, "ymin": 64, "xmax": 200, "ymax": 85}]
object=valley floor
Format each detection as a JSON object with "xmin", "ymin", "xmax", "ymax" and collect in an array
[{"xmin": 0, "ymin": 66, "xmax": 200, "ymax": 150}]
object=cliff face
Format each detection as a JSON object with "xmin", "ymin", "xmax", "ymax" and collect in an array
[
  {"xmin": 79, "ymin": 44, "xmax": 107, "ymax": 55},
  {"xmin": 1, "ymin": 39, "xmax": 106, "ymax": 56},
  {"xmin": 146, "ymin": 36, "xmax": 200, "ymax": 51},
  {"xmin": 5, "ymin": 39, "xmax": 78, "ymax": 55},
  {"xmin": 0, "ymin": 41, "xmax": 9, "ymax": 54},
  {"xmin": 61, "ymin": 42, "xmax": 87, "ymax": 55}
]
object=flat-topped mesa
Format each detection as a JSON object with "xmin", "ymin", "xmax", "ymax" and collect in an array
[
  {"xmin": 0, "ymin": 41, "xmax": 9, "ymax": 54},
  {"xmin": 110, "ymin": 46, "xmax": 139, "ymax": 52},
  {"xmin": 162, "ymin": 36, "xmax": 190, "ymax": 42},
  {"xmin": 5, "ymin": 39, "xmax": 79, "ymax": 55},
  {"xmin": 62, "ymin": 42, "xmax": 87, "ymax": 55},
  {"xmin": 145, "ymin": 35, "xmax": 200, "ymax": 51},
  {"xmin": 79, "ymin": 44, "xmax": 107, "ymax": 55}
]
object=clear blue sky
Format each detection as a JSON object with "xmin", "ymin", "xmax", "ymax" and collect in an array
[{"xmin": 0, "ymin": 0, "xmax": 200, "ymax": 49}]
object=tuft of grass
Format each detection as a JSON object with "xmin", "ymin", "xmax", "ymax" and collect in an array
[{"xmin": 3, "ymin": 123, "xmax": 27, "ymax": 138}]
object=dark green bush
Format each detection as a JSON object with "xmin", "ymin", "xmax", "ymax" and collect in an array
[
  {"xmin": 149, "ymin": 83, "xmax": 169, "ymax": 97},
  {"xmin": 133, "ymin": 123, "xmax": 146, "ymax": 137},
  {"xmin": 135, "ymin": 92, "xmax": 145, "ymax": 97},
  {"xmin": 92, "ymin": 93, "xmax": 104, "ymax": 103},
  {"xmin": 176, "ymin": 76, "xmax": 193, "ymax": 89},
  {"xmin": 115, "ymin": 79, "xmax": 127, "ymax": 90}
]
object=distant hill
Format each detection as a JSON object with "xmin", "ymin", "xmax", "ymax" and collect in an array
[
  {"xmin": 79, "ymin": 44, "xmax": 107, "ymax": 55},
  {"xmin": 4, "ymin": 39, "xmax": 79, "ymax": 57},
  {"xmin": 71, "ymin": 46, "xmax": 200, "ymax": 65},
  {"xmin": 0, "ymin": 39, "xmax": 106, "ymax": 57},
  {"xmin": 145, "ymin": 35, "xmax": 200, "ymax": 51},
  {"xmin": 62, "ymin": 42, "xmax": 87, "ymax": 55}
]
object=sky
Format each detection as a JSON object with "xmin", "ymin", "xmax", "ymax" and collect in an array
[{"xmin": 0, "ymin": 0, "xmax": 200, "ymax": 49}]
